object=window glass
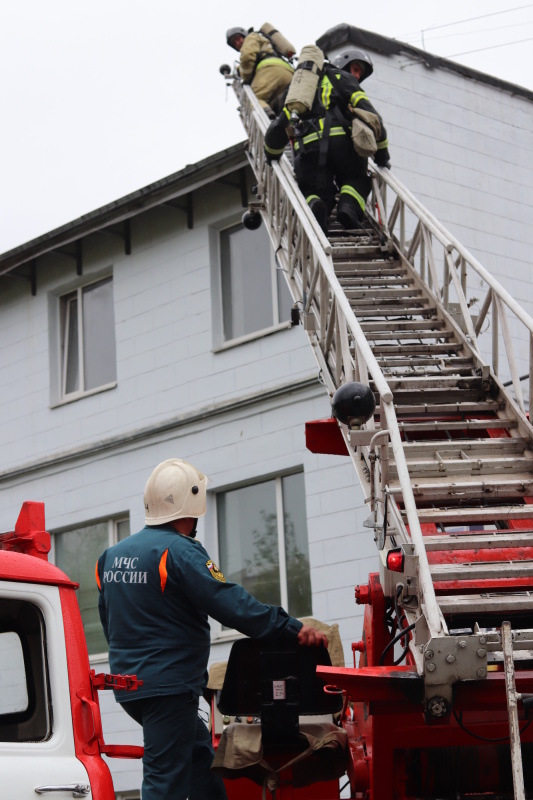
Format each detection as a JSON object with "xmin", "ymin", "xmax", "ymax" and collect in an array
[
  {"xmin": 116, "ymin": 519, "xmax": 131, "ymax": 542},
  {"xmin": 55, "ymin": 522, "xmax": 110, "ymax": 655},
  {"xmin": 83, "ymin": 278, "xmax": 117, "ymax": 390},
  {"xmin": 64, "ymin": 294, "xmax": 79, "ymax": 395},
  {"xmin": 53, "ymin": 518, "xmax": 130, "ymax": 655},
  {"xmin": 0, "ymin": 601, "xmax": 50, "ymax": 742},
  {"xmin": 60, "ymin": 276, "xmax": 117, "ymax": 399},
  {"xmin": 217, "ymin": 473, "xmax": 311, "ymax": 622},
  {"xmin": 218, "ymin": 480, "xmax": 280, "ymax": 605},
  {"xmin": 0, "ymin": 632, "xmax": 28, "ymax": 714},
  {"xmin": 221, "ymin": 224, "xmax": 274, "ymax": 340},
  {"xmin": 282, "ymin": 473, "xmax": 312, "ymax": 618}
]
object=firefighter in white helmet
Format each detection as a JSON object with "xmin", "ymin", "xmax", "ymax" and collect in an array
[{"xmin": 96, "ymin": 458, "xmax": 328, "ymax": 800}]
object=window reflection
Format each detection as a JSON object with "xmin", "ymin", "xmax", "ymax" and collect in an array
[{"xmin": 217, "ymin": 473, "xmax": 311, "ymax": 622}]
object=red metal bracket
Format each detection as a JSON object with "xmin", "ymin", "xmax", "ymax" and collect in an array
[
  {"xmin": 91, "ymin": 671, "xmax": 144, "ymax": 692},
  {"xmin": 0, "ymin": 501, "xmax": 51, "ymax": 560}
]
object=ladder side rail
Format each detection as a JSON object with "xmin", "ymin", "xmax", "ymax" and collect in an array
[
  {"xmin": 381, "ymin": 400, "xmax": 444, "ymax": 636},
  {"xmin": 372, "ymin": 165, "xmax": 533, "ymax": 418},
  {"xmin": 530, "ymin": 332, "xmax": 533, "ymax": 421},
  {"xmin": 445, "ymin": 246, "xmax": 478, "ymax": 348},
  {"xmin": 374, "ymin": 165, "xmax": 533, "ymax": 338},
  {"xmin": 370, "ymin": 176, "xmax": 390, "ymax": 239},
  {"xmin": 421, "ymin": 226, "xmax": 440, "ymax": 299},
  {"xmin": 502, "ymin": 621, "xmax": 527, "ymax": 800},
  {"xmin": 495, "ymin": 295, "xmax": 526, "ymax": 414},
  {"xmin": 238, "ymin": 84, "xmax": 444, "ymax": 637},
  {"xmin": 474, "ymin": 286, "xmax": 493, "ymax": 336}
]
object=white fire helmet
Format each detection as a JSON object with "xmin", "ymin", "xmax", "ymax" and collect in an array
[{"xmin": 144, "ymin": 459, "xmax": 207, "ymax": 526}]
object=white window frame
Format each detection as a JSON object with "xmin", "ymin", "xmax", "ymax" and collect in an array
[
  {"xmin": 210, "ymin": 219, "xmax": 292, "ymax": 351},
  {"xmin": 58, "ymin": 275, "xmax": 117, "ymax": 404},
  {"xmin": 50, "ymin": 516, "xmax": 129, "ymax": 662},
  {"xmin": 210, "ymin": 471, "xmax": 309, "ymax": 642}
]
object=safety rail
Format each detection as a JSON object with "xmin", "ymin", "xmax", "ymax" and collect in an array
[
  {"xmin": 368, "ymin": 167, "xmax": 533, "ymax": 419},
  {"xmin": 236, "ymin": 82, "xmax": 443, "ymax": 637}
]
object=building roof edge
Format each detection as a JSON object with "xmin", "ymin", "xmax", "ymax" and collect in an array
[
  {"xmin": 0, "ymin": 141, "xmax": 248, "ymax": 274},
  {"xmin": 316, "ymin": 24, "xmax": 533, "ymax": 102}
]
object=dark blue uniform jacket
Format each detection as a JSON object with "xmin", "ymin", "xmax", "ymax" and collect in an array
[{"xmin": 96, "ymin": 526, "xmax": 303, "ymax": 701}]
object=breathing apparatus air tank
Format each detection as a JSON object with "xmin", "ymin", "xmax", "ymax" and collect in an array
[
  {"xmin": 285, "ymin": 45, "xmax": 324, "ymax": 116},
  {"xmin": 259, "ymin": 22, "xmax": 296, "ymax": 58}
]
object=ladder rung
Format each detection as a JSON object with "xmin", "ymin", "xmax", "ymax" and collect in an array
[
  {"xmin": 368, "ymin": 330, "xmax": 455, "ymax": 341},
  {"xmin": 393, "ymin": 456, "xmax": 533, "ymax": 479},
  {"xmin": 393, "ymin": 389, "xmax": 484, "ymax": 403},
  {"xmin": 381, "ymin": 401, "xmax": 504, "ymax": 416},
  {"xmin": 379, "ymin": 367, "xmax": 475, "ymax": 378},
  {"xmin": 351, "ymin": 298, "xmax": 429, "ymax": 309},
  {"xmin": 360, "ymin": 320, "xmax": 446, "ymax": 332},
  {"xmin": 374, "ymin": 344, "xmax": 463, "ymax": 356},
  {"xmin": 338, "ymin": 276, "xmax": 411, "ymax": 287},
  {"xmin": 391, "ymin": 457, "xmax": 533, "ymax": 478},
  {"xmin": 436, "ymin": 593, "xmax": 533, "ymax": 615},
  {"xmin": 335, "ymin": 267, "xmax": 404, "ymax": 279},
  {"xmin": 338, "ymin": 263, "xmax": 404, "ymax": 271},
  {"xmin": 413, "ymin": 506, "xmax": 533, "ymax": 524},
  {"xmin": 356, "ymin": 307, "xmax": 437, "ymax": 318},
  {"xmin": 397, "ymin": 418, "xmax": 517, "ymax": 431},
  {"xmin": 330, "ymin": 245, "xmax": 388, "ymax": 257},
  {"xmin": 430, "ymin": 561, "xmax": 533, "ymax": 581},
  {"xmin": 345, "ymin": 288, "xmax": 422, "ymax": 300},
  {"xmin": 392, "ymin": 476, "xmax": 533, "ymax": 500},
  {"xmin": 384, "ymin": 373, "xmax": 482, "ymax": 387},
  {"xmin": 379, "ymin": 365, "xmax": 474, "ymax": 377},
  {"xmin": 424, "ymin": 532, "xmax": 533, "ymax": 551},
  {"xmin": 400, "ymin": 438, "xmax": 526, "ymax": 456}
]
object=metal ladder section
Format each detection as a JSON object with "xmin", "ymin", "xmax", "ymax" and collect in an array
[{"xmin": 234, "ymin": 84, "xmax": 533, "ymax": 716}]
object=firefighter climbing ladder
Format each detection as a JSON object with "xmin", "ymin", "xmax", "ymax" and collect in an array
[{"xmin": 233, "ymin": 81, "xmax": 533, "ymax": 797}]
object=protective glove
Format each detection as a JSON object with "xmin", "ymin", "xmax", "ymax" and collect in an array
[
  {"xmin": 264, "ymin": 151, "xmax": 281, "ymax": 167},
  {"xmin": 374, "ymin": 148, "xmax": 391, "ymax": 169}
]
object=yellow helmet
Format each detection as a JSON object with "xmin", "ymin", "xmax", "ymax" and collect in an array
[{"xmin": 144, "ymin": 459, "xmax": 207, "ymax": 526}]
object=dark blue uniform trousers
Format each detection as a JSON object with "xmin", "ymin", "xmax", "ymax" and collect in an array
[{"xmin": 121, "ymin": 693, "xmax": 227, "ymax": 800}]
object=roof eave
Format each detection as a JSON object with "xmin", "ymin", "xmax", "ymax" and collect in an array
[
  {"xmin": 316, "ymin": 24, "xmax": 533, "ymax": 102},
  {"xmin": 0, "ymin": 141, "xmax": 248, "ymax": 276}
]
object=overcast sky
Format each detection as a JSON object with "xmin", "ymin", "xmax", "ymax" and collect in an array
[{"xmin": 1, "ymin": 0, "xmax": 531, "ymax": 253}]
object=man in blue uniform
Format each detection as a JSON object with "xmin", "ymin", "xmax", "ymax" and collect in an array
[{"xmin": 96, "ymin": 458, "xmax": 328, "ymax": 800}]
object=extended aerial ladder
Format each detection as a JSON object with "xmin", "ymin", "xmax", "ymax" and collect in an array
[{"xmin": 220, "ymin": 68, "xmax": 533, "ymax": 798}]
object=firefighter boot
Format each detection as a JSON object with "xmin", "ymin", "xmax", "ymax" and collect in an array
[
  {"xmin": 336, "ymin": 195, "xmax": 365, "ymax": 230},
  {"xmin": 308, "ymin": 197, "xmax": 329, "ymax": 235}
]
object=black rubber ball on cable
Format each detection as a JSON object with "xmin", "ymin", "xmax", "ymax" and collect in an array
[
  {"xmin": 331, "ymin": 382, "xmax": 376, "ymax": 427},
  {"xmin": 242, "ymin": 210, "xmax": 262, "ymax": 230}
]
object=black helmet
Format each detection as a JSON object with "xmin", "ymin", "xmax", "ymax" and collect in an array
[
  {"xmin": 226, "ymin": 27, "xmax": 247, "ymax": 49},
  {"xmin": 332, "ymin": 47, "xmax": 374, "ymax": 81},
  {"xmin": 331, "ymin": 381, "xmax": 376, "ymax": 427}
]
